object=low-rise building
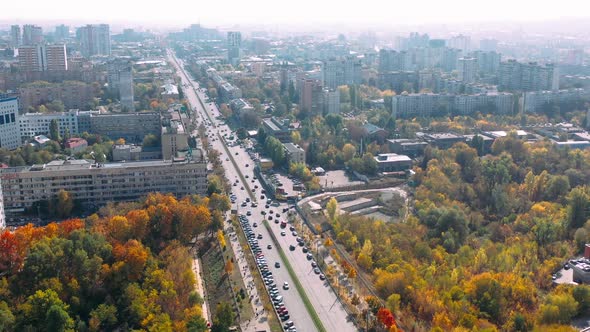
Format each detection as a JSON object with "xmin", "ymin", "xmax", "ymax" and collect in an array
[
  {"xmin": 283, "ymin": 143, "xmax": 305, "ymax": 164},
  {"xmin": 0, "ymin": 156, "xmax": 207, "ymax": 215},
  {"xmin": 64, "ymin": 137, "xmax": 88, "ymax": 153},
  {"xmin": 387, "ymin": 139, "xmax": 428, "ymax": 157},
  {"xmin": 89, "ymin": 112, "xmax": 161, "ymax": 143},
  {"xmin": 420, "ymin": 132, "xmax": 466, "ymax": 149},
  {"xmin": 19, "ymin": 110, "xmax": 80, "ymax": 139},
  {"xmin": 374, "ymin": 153, "xmax": 412, "ymax": 172},
  {"xmin": 262, "ymin": 117, "xmax": 297, "ymax": 143}
]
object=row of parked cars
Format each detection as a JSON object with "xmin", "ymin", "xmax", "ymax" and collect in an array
[{"xmin": 238, "ymin": 214, "xmax": 297, "ymax": 332}]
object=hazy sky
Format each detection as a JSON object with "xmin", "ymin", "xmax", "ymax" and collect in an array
[{"xmin": 3, "ymin": 0, "xmax": 590, "ymax": 28}]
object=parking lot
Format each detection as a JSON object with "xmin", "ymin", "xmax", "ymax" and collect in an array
[{"xmin": 318, "ymin": 170, "xmax": 363, "ymax": 189}]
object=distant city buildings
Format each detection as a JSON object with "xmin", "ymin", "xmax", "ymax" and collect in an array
[
  {"xmin": 262, "ymin": 117, "xmax": 298, "ymax": 143},
  {"xmin": 391, "ymin": 92, "xmax": 515, "ymax": 117},
  {"xmin": 0, "ymin": 96, "xmax": 22, "ymax": 150},
  {"xmin": 458, "ymin": 57, "xmax": 477, "ymax": 83},
  {"xmin": 227, "ymin": 31, "xmax": 242, "ymax": 66},
  {"xmin": 54, "ymin": 24, "xmax": 69, "ymax": 41},
  {"xmin": 10, "ymin": 25, "xmax": 21, "ymax": 48},
  {"xmin": 22, "ymin": 24, "xmax": 43, "ymax": 45},
  {"xmin": 323, "ymin": 56, "xmax": 362, "ymax": 89},
  {"xmin": 77, "ymin": 24, "xmax": 111, "ymax": 57},
  {"xmin": 18, "ymin": 44, "xmax": 68, "ymax": 72}
]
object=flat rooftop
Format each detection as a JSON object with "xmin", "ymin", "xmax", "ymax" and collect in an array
[{"xmin": 375, "ymin": 154, "xmax": 412, "ymax": 163}]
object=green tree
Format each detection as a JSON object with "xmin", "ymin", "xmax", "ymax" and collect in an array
[
  {"xmin": 187, "ymin": 315, "xmax": 209, "ymax": 332},
  {"xmin": 567, "ymin": 187, "xmax": 589, "ymax": 230},
  {"xmin": 211, "ymin": 302, "xmax": 234, "ymax": 332},
  {"xmin": 46, "ymin": 304, "xmax": 75, "ymax": 332},
  {"xmin": 50, "ymin": 119, "xmax": 61, "ymax": 141},
  {"xmin": 0, "ymin": 301, "xmax": 15, "ymax": 331}
]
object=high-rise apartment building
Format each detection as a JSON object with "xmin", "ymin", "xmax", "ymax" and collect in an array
[
  {"xmin": 470, "ymin": 51, "xmax": 501, "ymax": 75},
  {"xmin": 17, "ymin": 44, "xmax": 67, "ymax": 72},
  {"xmin": 227, "ymin": 31, "xmax": 242, "ymax": 66},
  {"xmin": 77, "ymin": 24, "xmax": 111, "ymax": 57},
  {"xmin": 448, "ymin": 34, "xmax": 471, "ymax": 53},
  {"xmin": 499, "ymin": 60, "xmax": 559, "ymax": 91},
  {"xmin": 10, "ymin": 25, "xmax": 21, "ymax": 49},
  {"xmin": 479, "ymin": 39, "xmax": 498, "ymax": 52},
  {"xmin": 323, "ymin": 56, "xmax": 362, "ymax": 89},
  {"xmin": 0, "ymin": 96, "xmax": 21, "ymax": 150},
  {"xmin": 22, "ymin": 25, "xmax": 43, "ymax": 45},
  {"xmin": 298, "ymin": 79, "xmax": 324, "ymax": 115},
  {"xmin": 458, "ymin": 57, "xmax": 477, "ymax": 83},
  {"xmin": 107, "ymin": 60, "xmax": 134, "ymax": 111},
  {"xmin": 55, "ymin": 24, "xmax": 69, "ymax": 41}
]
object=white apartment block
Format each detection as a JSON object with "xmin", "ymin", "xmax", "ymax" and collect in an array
[
  {"xmin": 0, "ymin": 97, "xmax": 22, "ymax": 150},
  {"xmin": 19, "ymin": 110, "xmax": 80, "ymax": 139},
  {"xmin": 0, "ymin": 157, "xmax": 207, "ymax": 215}
]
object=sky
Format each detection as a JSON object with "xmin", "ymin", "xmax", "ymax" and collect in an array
[{"xmin": 2, "ymin": 0, "xmax": 590, "ymax": 28}]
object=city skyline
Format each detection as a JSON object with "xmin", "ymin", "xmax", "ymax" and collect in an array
[{"xmin": 2, "ymin": 0, "xmax": 590, "ymax": 28}]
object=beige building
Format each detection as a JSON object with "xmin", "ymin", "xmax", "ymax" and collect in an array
[
  {"xmin": 162, "ymin": 120, "xmax": 189, "ymax": 160},
  {"xmin": 283, "ymin": 142, "xmax": 305, "ymax": 164},
  {"xmin": 0, "ymin": 156, "xmax": 207, "ymax": 215},
  {"xmin": 18, "ymin": 44, "xmax": 67, "ymax": 72}
]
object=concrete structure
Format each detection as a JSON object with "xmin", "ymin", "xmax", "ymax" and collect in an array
[
  {"xmin": 161, "ymin": 83, "xmax": 179, "ymax": 98},
  {"xmin": 391, "ymin": 92, "xmax": 514, "ymax": 118},
  {"xmin": 107, "ymin": 60, "xmax": 134, "ymax": 111},
  {"xmin": 323, "ymin": 56, "xmax": 362, "ymax": 89},
  {"xmin": 374, "ymin": 153, "xmax": 412, "ymax": 172},
  {"xmin": 227, "ymin": 31, "xmax": 242, "ymax": 66},
  {"xmin": 262, "ymin": 117, "xmax": 296, "ymax": 142},
  {"xmin": 0, "ymin": 178, "xmax": 4, "ymax": 229},
  {"xmin": 523, "ymin": 89, "xmax": 590, "ymax": 113},
  {"xmin": 420, "ymin": 132, "xmax": 466, "ymax": 149},
  {"xmin": 77, "ymin": 24, "xmax": 111, "ymax": 57},
  {"xmin": 388, "ymin": 139, "xmax": 429, "ymax": 157},
  {"xmin": 471, "ymin": 51, "xmax": 501, "ymax": 75},
  {"xmin": 458, "ymin": 57, "xmax": 477, "ymax": 83},
  {"xmin": 18, "ymin": 81, "xmax": 99, "ymax": 111},
  {"xmin": 499, "ymin": 60, "xmax": 559, "ymax": 91},
  {"xmin": 54, "ymin": 24, "xmax": 69, "ymax": 41},
  {"xmin": 64, "ymin": 137, "xmax": 88, "ymax": 153},
  {"xmin": 323, "ymin": 89, "xmax": 340, "ymax": 114},
  {"xmin": 89, "ymin": 112, "xmax": 161, "ymax": 143},
  {"xmin": 162, "ymin": 113, "xmax": 189, "ymax": 160},
  {"xmin": 0, "ymin": 157, "xmax": 207, "ymax": 215},
  {"xmin": 22, "ymin": 25, "xmax": 43, "ymax": 45},
  {"xmin": 298, "ymin": 78, "xmax": 324, "ymax": 115},
  {"xmin": 10, "ymin": 25, "xmax": 21, "ymax": 48},
  {"xmin": 0, "ymin": 97, "xmax": 22, "ymax": 150},
  {"xmin": 283, "ymin": 143, "xmax": 305, "ymax": 164},
  {"xmin": 18, "ymin": 44, "xmax": 67, "ymax": 72},
  {"xmin": 19, "ymin": 110, "xmax": 80, "ymax": 139},
  {"xmin": 112, "ymin": 144, "xmax": 141, "ymax": 161}
]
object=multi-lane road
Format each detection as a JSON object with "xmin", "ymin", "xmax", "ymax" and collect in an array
[{"xmin": 168, "ymin": 50, "xmax": 356, "ymax": 332}]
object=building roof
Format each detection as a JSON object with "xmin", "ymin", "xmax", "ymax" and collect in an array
[
  {"xmin": 363, "ymin": 123, "xmax": 386, "ymax": 135},
  {"xmin": 65, "ymin": 138, "xmax": 88, "ymax": 148},
  {"xmin": 283, "ymin": 143, "xmax": 304, "ymax": 154},
  {"xmin": 375, "ymin": 153, "xmax": 412, "ymax": 163},
  {"xmin": 8, "ymin": 158, "xmax": 204, "ymax": 173}
]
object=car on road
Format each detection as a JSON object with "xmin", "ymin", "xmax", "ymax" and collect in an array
[
  {"xmin": 319, "ymin": 274, "xmax": 326, "ymax": 280},
  {"xmin": 311, "ymin": 261, "xmax": 317, "ymax": 268},
  {"xmin": 302, "ymin": 247, "xmax": 308, "ymax": 253},
  {"xmin": 226, "ymin": 158, "xmax": 229, "ymax": 161},
  {"xmin": 268, "ymin": 216, "xmax": 273, "ymax": 220},
  {"xmin": 275, "ymin": 262, "xmax": 281, "ymax": 268},
  {"xmin": 283, "ymin": 282, "xmax": 289, "ymax": 290},
  {"xmin": 246, "ymin": 211, "xmax": 252, "ymax": 216},
  {"xmin": 267, "ymin": 244, "xmax": 272, "ymax": 249},
  {"xmin": 292, "ymin": 231, "xmax": 297, "ymax": 236},
  {"xmin": 235, "ymin": 152, "xmax": 239, "ymax": 155},
  {"xmin": 289, "ymin": 245, "xmax": 295, "ymax": 251},
  {"xmin": 252, "ymin": 222, "xmax": 257, "ymax": 227},
  {"xmin": 261, "ymin": 211, "xmax": 266, "ymax": 215},
  {"xmin": 306, "ymin": 253, "xmax": 313, "ymax": 260},
  {"xmin": 289, "ymin": 226, "xmax": 295, "ymax": 231},
  {"xmin": 314, "ymin": 267, "xmax": 321, "ymax": 274},
  {"xmin": 281, "ymin": 231, "xmax": 286, "ymax": 236},
  {"xmin": 257, "ymin": 234, "xmax": 263, "ymax": 239}
]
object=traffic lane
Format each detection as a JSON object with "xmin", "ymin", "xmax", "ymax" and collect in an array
[{"xmin": 274, "ymin": 221, "xmax": 355, "ymax": 332}]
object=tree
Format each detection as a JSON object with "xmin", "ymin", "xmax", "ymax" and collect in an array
[
  {"xmin": 224, "ymin": 260, "xmax": 233, "ymax": 275},
  {"xmin": 357, "ymin": 239, "xmax": 374, "ymax": 270},
  {"xmin": 342, "ymin": 143, "xmax": 356, "ymax": 162},
  {"xmin": 326, "ymin": 198, "xmax": 338, "ymax": 223},
  {"xmin": 0, "ymin": 301, "xmax": 15, "ymax": 331},
  {"xmin": 142, "ymin": 134, "xmax": 160, "ymax": 148},
  {"xmin": 49, "ymin": 119, "xmax": 61, "ymax": 141},
  {"xmin": 46, "ymin": 304, "xmax": 75, "ymax": 332},
  {"xmin": 211, "ymin": 302, "xmax": 234, "ymax": 332},
  {"xmin": 56, "ymin": 190, "xmax": 74, "ymax": 219},
  {"xmin": 567, "ymin": 187, "xmax": 589, "ymax": 230},
  {"xmin": 187, "ymin": 315, "xmax": 209, "ymax": 332}
]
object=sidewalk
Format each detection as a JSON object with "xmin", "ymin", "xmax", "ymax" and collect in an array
[
  {"xmin": 225, "ymin": 220, "xmax": 271, "ymax": 332},
  {"xmin": 192, "ymin": 256, "xmax": 211, "ymax": 324}
]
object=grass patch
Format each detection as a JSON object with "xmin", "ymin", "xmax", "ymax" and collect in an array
[
  {"xmin": 223, "ymin": 232, "xmax": 254, "ymax": 322},
  {"xmin": 263, "ymin": 220, "xmax": 327, "ymax": 332},
  {"xmin": 200, "ymin": 239, "xmax": 234, "ymax": 319}
]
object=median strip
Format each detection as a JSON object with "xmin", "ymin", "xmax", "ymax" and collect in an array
[
  {"xmin": 263, "ymin": 220, "xmax": 327, "ymax": 332},
  {"xmin": 217, "ymin": 132, "xmax": 256, "ymax": 202}
]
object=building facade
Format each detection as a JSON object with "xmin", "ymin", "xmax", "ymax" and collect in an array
[
  {"xmin": 18, "ymin": 44, "xmax": 68, "ymax": 72},
  {"xmin": 499, "ymin": 60, "xmax": 559, "ymax": 91},
  {"xmin": 77, "ymin": 24, "xmax": 111, "ymax": 57},
  {"xmin": 18, "ymin": 110, "xmax": 80, "ymax": 139},
  {"xmin": 323, "ymin": 56, "xmax": 362, "ymax": 89},
  {"xmin": 89, "ymin": 112, "xmax": 161, "ymax": 143},
  {"xmin": 0, "ymin": 97, "xmax": 22, "ymax": 150},
  {"xmin": 22, "ymin": 25, "xmax": 43, "ymax": 45},
  {"xmin": 458, "ymin": 57, "xmax": 477, "ymax": 83},
  {"xmin": 227, "ymin": 31, "xmax": 242, "ymax": 66},
  {"xmin": 0, "ymin": 158, "xmax": 207, "ymax": 215},
  {"xmin": 18, "ymin": 81, "xmax": 99, "ymax": 111},
  {"xmin": 10, "ymin": 25, "xmax": 21, "ymax": 48},
  {"xmin": 283, "ymin": 143, "xmax": 305, "ymax": 164}
]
